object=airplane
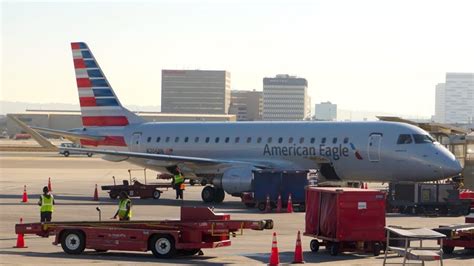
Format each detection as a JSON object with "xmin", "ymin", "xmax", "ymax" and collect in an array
[{"xmin": 31, "ymin": 42, "xmax": 463, "ymax": 203}]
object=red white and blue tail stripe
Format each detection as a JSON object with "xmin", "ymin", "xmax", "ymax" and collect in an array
[{"xmin": 71, "ymin": 42, "xmax": 144, "ymax": 127}]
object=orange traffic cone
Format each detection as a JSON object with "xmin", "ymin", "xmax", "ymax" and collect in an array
[
  {"xmin": 93, "ymin": 184, "xmax": 99, "ymax": 201},
  {"xmin": 269, "ymin": 232, "xmax": 280, "ymax": 266},
  {"xmin": 48, "ymin": 177, "xmax": 52, "ymax": 192},
  {"xmin": 364, "ymin": 183, "xmax": 368, "ymax": 189},
  {"xmin": 265, "ymin": 194, "xmax": 272, "ymax": 213},
  {"xmin": 21, "ymin": 185, "xmax": 28, "ymax": 203},
  {"xmin": 293, "ymin": 231, "xmax": 305, "ymax": 263},
  {"xmin": 287, "ymin": 193, "xmax": 294, "ymax": 213},
  {"xmin": 276, "ymin": 194, "xmax": 282, "ymax": 213},
  {"xmin": 14, "ymin": 218, "xmax": 27, "ymax": 248}
]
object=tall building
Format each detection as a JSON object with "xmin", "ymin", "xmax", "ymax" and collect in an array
[
  {"xmin": 435, "ymin": 73, "xmax": 474, "ymax": 124},
  {"xmin": 262, "ymin": 74, "xmax": 310, "ymax": 121},
  {"xmin": 229, "ymin": 90, "xmax": 262, "ymax": 121},
  {"xmin": 315, "ymin": 101, "xmax": 337, "ymax": 121},
  {"xmin": 161, "ymin": 70, "xmax": 231, "ymax": 114},
  {"xmin": 434, "ymin": 83, "xmax": 446, "ymax": 123}
]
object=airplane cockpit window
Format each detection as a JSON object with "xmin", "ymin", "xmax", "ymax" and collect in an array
[
  {"xmin": 413, "ymin": 134, "xmax": 434, "ymax": 144},
  {"xmin": 299, "ymin": 137, "xmax": 304, "ymax": 144},
  {"xmin": 267, "ymin": 137, "xmax": 273, "ymax": 143},
  {"xmin": 397, "ymin": 134, "xmax": 412, "ymax": 144},
  {"xmin": 289, "ymin": 137, "xmax": 294, "ymax": 144}
]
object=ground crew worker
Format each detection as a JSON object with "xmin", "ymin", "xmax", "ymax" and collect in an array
[
  {"xmin": 173, "ymin": 167, "xmax": 185, "ymax": 200},
  {"xmin": 38, "ymin": 186, "xmax": 54, "ymax": 222},
  {"xmin": 112, "ymin": 192, "xmax": 132, "ymax": 221}
]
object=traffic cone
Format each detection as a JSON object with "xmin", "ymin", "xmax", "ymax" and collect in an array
[
  {"xmin": 93, "ymin": 184, "xmax": 99, "ymax": 201},
  {"xmin": 364, "ymin": 183, "xmax": 368, "ymax": 189},
  {"xmin": 265, "ymin": 194, "xmax": 272, "ymax": 213},
  {"xmin": 293, "ymin": 231, "xmax": 305, "ymax": 263},
  {"xmin": 276, "ymin": 194, "xmax": 282, "ymax": 213},
  {"xmin": 269, "ymin": 232, "xmax": 280, "ymax": 266},
  {"xmin": 48, "ymin": 177, "xmax": 52, "ymax": 192},
  {"xmin": 287, "ymin": 193, "xmax": 294, "ymax": 213},
  {"xmin": 21, "ymin": 185, "xmax": 28, "ymax": 203},
  {"xmin": 13, "ymin": 218, "xmax": 27, "ymax": 248}
]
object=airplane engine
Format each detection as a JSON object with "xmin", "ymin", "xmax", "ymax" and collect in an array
[{"xmin": 213, "ymin": 167, "xmax": 255, "ymax": 195}]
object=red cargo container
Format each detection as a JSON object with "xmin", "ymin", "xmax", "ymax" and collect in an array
[{"xmin": 304, "ymin": 187, "xmax": 386, "ymax": 256}]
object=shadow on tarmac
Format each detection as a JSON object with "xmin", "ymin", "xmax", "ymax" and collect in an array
[{"xmin": 0, "ymin": 250, "xmax": 224, "ymax": 264}]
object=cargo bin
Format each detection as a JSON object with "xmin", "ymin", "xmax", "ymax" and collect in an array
[{"xmin": 304, "ymin": 187, "xmax": 386, "ymax": 256}]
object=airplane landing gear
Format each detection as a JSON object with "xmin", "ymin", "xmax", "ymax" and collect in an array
[{"xmin": 201, "ymin": 186, "xmax": 225, "ymax": 203}]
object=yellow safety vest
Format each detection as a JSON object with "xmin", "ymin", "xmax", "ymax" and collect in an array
[
  {"xmin": 118, "ymin": 199, "xmax": 132, "ymax": 219},
  {"xmin": 174, "ymin": 174, "xmax": 184, "ymax": 184},
  {"xmin": 40, "ymin": 195, "xmax": 54, "ymax": 212}
]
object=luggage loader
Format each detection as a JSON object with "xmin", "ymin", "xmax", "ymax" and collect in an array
[{"xmin": 15, "ymin": 206, "xmax": 273, "ymax": 258}]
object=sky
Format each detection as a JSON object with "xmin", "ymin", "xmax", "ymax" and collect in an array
[{"xmin": 1, "ymin": 0, "xmax": 474, "ymax": 118}]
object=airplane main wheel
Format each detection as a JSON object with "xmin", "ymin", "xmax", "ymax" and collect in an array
[
  {"xmin": 213, "ymin": 188, "xmax": 225, "ymax": 203},
  {"xmin": 201, "ymin": 186, "xmax": 215, "ymax": 203}
]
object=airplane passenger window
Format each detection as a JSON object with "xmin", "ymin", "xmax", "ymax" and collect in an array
[
  {"xmin": 299, "ymin": 137, "xmax": 304, "ymax": 144},
  {"xmin": 267, "ymin": 137, "xmax": 272, "ymax": 143},
  {"xmin": 215, "ymin": 137, "xmax": 220, "ymax": 143},
  {"xmin": 147, "ymin": 137, "xmax": 151, "ymax": 142},
  {"xmin": 205, "ymin": 137, "xmax": 210, "ymax": 143},
  {"xmin": 289, "ymin": 137, "xmax": 294, "ymax": 144},
  {"xmin": 321, "ymin": 137, "xmax": 326, "ymax": 144},
  {"xmin": 184, "ymin": 137, "xmax": 189, "ymax": 143},
  {"xmin": 413, "ymin": 134, "xmax": 434, "ymax": 144},
  {"xmin": 225, "ymin": 137, "xmax": 229, "ymax": 143},
  {"xmin": 175, "ymin": 137, "xmax": 179, "ymax": 143},
  {"xmin": 397, "ymin": 134, "xmax": 412, "ymax": 144},
  {"xmin": 156, "ymin": 137, "xmax": 161, "ymax": 143},
  {"xmin": 235, "ymin": 137, "xmax": 240, "ymax": 143},
  {"xmin": 278, "ymin": 137, "xmax": 283, "ymax": 143},
  {"xmin": 165, "ymin": 137, "xmax": 170, "ymax": 143},
  {"xmin": 247, "ymin": 137, "xmax": 252, "ymax": 143},
  {"xmin": 194, "ymin": 137, "xmax": 199, "ymax": 143},
  {"xmin": 257, "ymin": 137, "xmax": 262, "ymax": 143},
  {"xmin": 310, "ymin": 138, "xmax": 315, "ymax": 144},
  {"xmin": 343, "ymin": 137, "xmax": 349, "ymax": 144}
]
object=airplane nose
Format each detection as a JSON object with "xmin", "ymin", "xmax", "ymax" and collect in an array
[{"xmin": 444, "ymin": 159, "xmax": 463, "ymax": 176}]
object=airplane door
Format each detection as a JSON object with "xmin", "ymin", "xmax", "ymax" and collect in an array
[
  {"xmin": 131, "ymin": 132, "xmax": 142, "ymax": 152},
  {"xmin": 368, "ymin": 133, "xmax": 382, "ymax": 162}
]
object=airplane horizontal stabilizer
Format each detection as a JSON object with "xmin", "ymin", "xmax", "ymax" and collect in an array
[{"xmin": 30, "ymin": 126, "xmax": 105, "ymax": 141}]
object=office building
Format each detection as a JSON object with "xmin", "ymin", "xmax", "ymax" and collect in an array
[
  {"xmin": 315, "ymin": 101, "xmax": 337, "ymax": 121},
  {"xmin": 161, "ymin": 70, "xmax": 231, "ymax": 114},
  {"xmin": 262, "ymin": 74, "xmax": 310, "ymax": 121},
  {"xmin": 229, "ymin": 90, "xmax": 262, "ymax": 121},
  {"xmin": 435, "ymin": 73, "xmax": 474, "ymax": 124}
]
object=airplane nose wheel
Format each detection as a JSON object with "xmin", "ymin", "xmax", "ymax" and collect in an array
[{"xmin": 201, "ymin": 186, "xmax": 225, "ymax": 203}]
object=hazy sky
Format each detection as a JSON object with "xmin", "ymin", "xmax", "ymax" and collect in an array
[{"xmin": 2, "ymin": 0, "xmax": 473, "ymax": 118}]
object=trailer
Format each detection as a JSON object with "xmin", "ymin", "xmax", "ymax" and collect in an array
[
  {"xmin": 246, "ymin": 170, "xmax": 309, "ymax": 212},
  {"xmin": 15, "ymin": 206, "xmax": 273, "ymax": 258},
  {"xmin": 387, "ymin": 182, "xmax": 471, "ymax": 216},
  {"xmin": 304, "ymin": 187, "xmax": 386, "ymax": 256},
  {"xmin": 434, "ymin": 223, "xmax": 474, "ymax": 254},
  {"xmin": 101, "ymin": 169, "xmax": 173, "ymax": 199}
]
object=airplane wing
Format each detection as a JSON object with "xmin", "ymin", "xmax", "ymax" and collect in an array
[
  {"xmin": 30, "ymin": 126, "xmax": 105, "ymax": 142},
  {"xmin": 7, "ymin": 115, "xmax": 57, "ymax": 150},
  {"xmin": 67, "ymin": 147, "xmax": 272, "ymax": 169}
]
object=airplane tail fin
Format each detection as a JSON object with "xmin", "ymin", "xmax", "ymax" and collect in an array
[{"xmin": 71, "ymin": 42, "xmax": 145, "ymax": 127}]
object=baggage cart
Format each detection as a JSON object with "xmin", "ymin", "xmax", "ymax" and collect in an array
[
  {"xmin": 101, "ymin": 169, "xmax": 172, "ymax": 199},
  {"xmin": 304, "ymin": 187, "xmax": 386, "ymax": 256},
  {"xmin": 15, "ymin": 206, "xmax": 273, "ymax": 258},
  {"xmin": 434, "ymin": 223, "xmax": 474, "ymax": 254},
  {"xmin": 251, "ymin": 170, "xmax": 309, "ymax": 212}
]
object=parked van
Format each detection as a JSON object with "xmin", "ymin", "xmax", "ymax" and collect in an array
[{"xmin": 59, "ymin": 143, "xmax": 93, "ymax": 157}]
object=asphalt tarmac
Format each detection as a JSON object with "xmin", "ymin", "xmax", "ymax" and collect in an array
[{"xmin": 0, "ymin": 151, "xmax": 472, "ymax": 265}]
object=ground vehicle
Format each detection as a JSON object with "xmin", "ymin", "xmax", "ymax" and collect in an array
[
  {"xmin": 15, "ymin": 206, "xmax": 274, "ymax": 258},
  {"xmin": 101, "ymin": 169, "xmax": 172, "ymax": 199},
  {"xmin": 386, "ymin": 183, "xmax": 471, "ymax": 216},
  {"xmin": 59, "ymin": 142, "xmax": 93, "ymax": 157},
  {"xmin": 435, "ymin": 224, "xmax": 474, "ymax": 254},
  {"xmin": 304, "ymin": 187, "xmax": 386, "ymax": 256}
]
